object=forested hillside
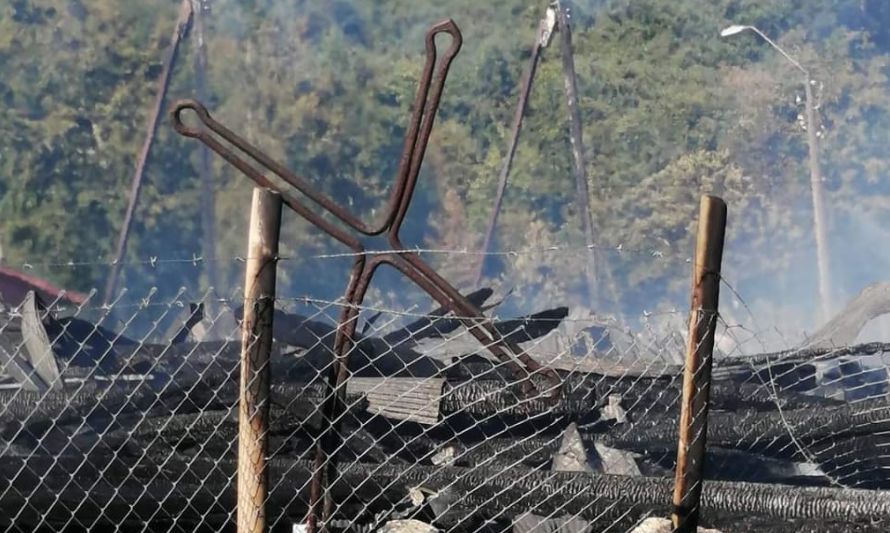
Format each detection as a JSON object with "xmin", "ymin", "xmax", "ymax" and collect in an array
[{"xmin": 2, "ymin": 0, "xmax": 890, "ymax": 338}]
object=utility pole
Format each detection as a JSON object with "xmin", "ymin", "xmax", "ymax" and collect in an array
[
  {"xmin": 803, "ymin": 78, "xmax": 831, "ymax": 322},
  {"xmin": 473, "ymin": 5, "xmax": 555, "ymax": 288},
  {"xmin": 104, "ymin": 0, "xmax": 194, "ymax": 304},
  {"xmin": 192, "ymin": 0, "xmax": 219, "ymax": 307},
  {"xmin": 720, "ymin": 24, "xmax": 832, "ymax": 322},
  {"xmin": 555, "ymin": 1, "xmax": 600, "ymax": 305}
]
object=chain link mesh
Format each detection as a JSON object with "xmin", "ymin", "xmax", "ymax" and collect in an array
[{"xmin": 1, "ymin": 256, "xmax": 890, "ymax": 532}]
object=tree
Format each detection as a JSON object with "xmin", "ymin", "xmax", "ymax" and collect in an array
[{"xmin": 2, "ymin": 0, "xmax": 890, "ymax": 340}]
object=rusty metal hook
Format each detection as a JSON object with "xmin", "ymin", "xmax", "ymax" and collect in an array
[
  {"xmin": 170, "ymin": 18, "xmax": 563, "ymax": 531},
  {"xmin": 171, "ymin": 20, "xmax": 462, "ymax": 239},
  {"xmin": 169, "ymin": 19, "xmax": 559, "ymax": 393}
]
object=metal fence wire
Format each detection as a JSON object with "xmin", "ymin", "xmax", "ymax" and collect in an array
[
  {"xmin": 4, "ymin": 13, "xmax": 890, "ymax": 531},
  {"xmin": 3, "ymin": 268, "xmax": 890, "ymax": 532}
]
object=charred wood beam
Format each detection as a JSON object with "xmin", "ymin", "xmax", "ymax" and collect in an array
[
  {"xmin": 3, "ymin": 357, "xmax": 845, "ymax": 439},
  {"xmin": 100, "ymin": 400, "xmax": 397, "ymax": 466},
  {"xmin": 555, "ymin": 1, "xmax": 599, "ymax": 305},
  {"xmin": 3, "ymin": 454, "xmax": 889, "ymax": 529},
  {"xmin": 381, "ymin": 287, "xmax": 494, "ymax": 344},
  {"xmin": 441, "ymin": 371, "xmax": 838, "ymax": 419},
  {"xmin": 473, "ymin": 8, "xmax": 550, "ymax": 288},
  {"xmin": 103, "ymin": 0, "xmax": 195, "ymax": 304},
  {"xmin": 32, "ymin": 402, "xmax": 875, "ymax": 490},
  {"xmin": 191, "ymin": 0, "xmax": 219, "ymax": 307},
  {"xmin": 713, "ymin": 341, "xmax": 890, "ymax": 381},
  {"xmin": 583, "ymin": 395, "xmax": 890, "ymax": 464},
  {"xmin": 422, "ymin": 430, "xmax": 834, "ymax": 486},
  {"xmin": 23, "ymin": 382, "xmax": 886, "ymax": 480},
  {"xmin": 0, "ymin": 380, "xmax": 177, "ymax": 430},
  {"xmin": 11, "ymin": 326, "xmax": 890, "ymax": 389}
]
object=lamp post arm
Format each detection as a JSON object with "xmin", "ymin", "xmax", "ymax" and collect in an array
[{"xmin": 748, "ymin": 26, "xmax": 809, "ymax": 77}]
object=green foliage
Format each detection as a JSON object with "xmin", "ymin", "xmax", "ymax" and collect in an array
[{"xmin": 2, "ymin": 0, "xmax": 890, "ymax": 327}]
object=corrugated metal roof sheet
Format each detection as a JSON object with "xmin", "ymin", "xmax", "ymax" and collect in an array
[{"xmin": 0, "ymin": 266, "xmax": 87, "ymax": 308}]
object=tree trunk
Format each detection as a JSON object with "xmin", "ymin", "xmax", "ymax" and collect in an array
[{"xmin": 804, "ymin": 282, "xmax": 890, "ymax": 348}]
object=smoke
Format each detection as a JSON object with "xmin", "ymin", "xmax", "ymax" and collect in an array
[{"xmin": 61, "ymin": 0, "xmax": 890, "ymax": 352}]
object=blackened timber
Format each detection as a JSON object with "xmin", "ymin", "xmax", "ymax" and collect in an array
[
  {"xmin": 381, "ymin": 287, "xmax": 495, "ymax": 344},
  {"xmin": 0, "ymin": 380, "xmax": 174, "ymax": 429},
  {"xmin": 589, "ymin": 395, "xmax": 890, "ymax": 460},
  {"xmin": 3, "ymin": 454, "xmax": 890, "ymax": 529}
]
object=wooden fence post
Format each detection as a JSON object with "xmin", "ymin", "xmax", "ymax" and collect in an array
[
  {"xmin": 237, "ymin": 188, "xmax": 282, "ymax": 533},
  {"xmin": 672, "ymin": 195, "xmax": 727, "ymax": 532}
]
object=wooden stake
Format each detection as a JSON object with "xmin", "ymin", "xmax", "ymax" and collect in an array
[
  {"xmin": 672, "ymin": 195, "xmax": 727, "ymax": 532},
  {"xmin": 237, "ymin": 188, "xmax": 282, "ymax": 533}
]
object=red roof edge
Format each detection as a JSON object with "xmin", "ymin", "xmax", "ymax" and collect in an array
[{"xmin": 0, "ymin": 266, "xmax": 89, "ymax": 306}]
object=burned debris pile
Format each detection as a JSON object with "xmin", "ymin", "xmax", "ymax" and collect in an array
[{"xmin": 1, "ymin": 285, "xmax": 890, "ymax": 532}]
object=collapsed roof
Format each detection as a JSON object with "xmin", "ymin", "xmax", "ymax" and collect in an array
[{"xmin": 0, "ymin": 266, "xmax": 87, "ymax": 309}]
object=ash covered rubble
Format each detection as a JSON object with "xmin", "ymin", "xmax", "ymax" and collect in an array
[{"xmin": 1, "ymin": 284, "xmax": 890, "ymax": 531}]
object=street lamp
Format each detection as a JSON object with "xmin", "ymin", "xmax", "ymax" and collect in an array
[
  {"xmin": 721, "ymin": 24, "xmax": 832, "ymax": 323},
  {"xmin": 720, "ymin": 25, "xmax": 748, "ymax": 37}
]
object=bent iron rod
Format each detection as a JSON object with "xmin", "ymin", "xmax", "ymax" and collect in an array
[{"xmin": 170, "ymin": 18, "xmax": 562, "ymax": 532}]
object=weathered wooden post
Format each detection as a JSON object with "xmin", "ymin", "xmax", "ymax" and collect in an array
[
  {"xmin": 237, "ymin": 188, "xmax": 282, "ymax": 533},
  {"xmin": 672, "ymin": 195, "xmax": 727, "ymax": 532}
]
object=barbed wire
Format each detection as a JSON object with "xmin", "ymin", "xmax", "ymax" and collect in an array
[
  {"xmin": 2, "ymin": 241, "xmax": 692, "ymax": 272},
  {"xmin": 3, "ymin": 291, "xmax": 686, "ymax": 328}
]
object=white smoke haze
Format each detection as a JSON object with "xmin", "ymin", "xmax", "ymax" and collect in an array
[{"xmin": 8, "ymin": 0, "xmax": 886, "ymax": 359}]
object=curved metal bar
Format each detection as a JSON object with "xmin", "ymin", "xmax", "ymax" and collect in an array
[
  {"xmin": 169, "ymin": 100, "xmax": 364, "ymax": 251},
  {"xmin": 389, "ymin": 252, "xmax": 563, "ymax": 397},
  {"xmin": 386, "ymin": 20, "xmax": 463, "ymax": 237},
  {"xmin": 171, "ymin": 18, "xmax": 565, "ymax": 531},
  {"xmin": 169, "ymin": 21, "xmax": 461, "ymax": 239},
  {"xmin": 171, "ymin": 99, "xmax": 373, "ymax": 234},
  {"xmin": 310, "ymin": 254, "xmax": 374, "ymax": 529}
]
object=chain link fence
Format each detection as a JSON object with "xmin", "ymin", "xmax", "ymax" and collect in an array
[{"xmin": 1, "ymin": 251, "xmax": 890, "ymax": 533}]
